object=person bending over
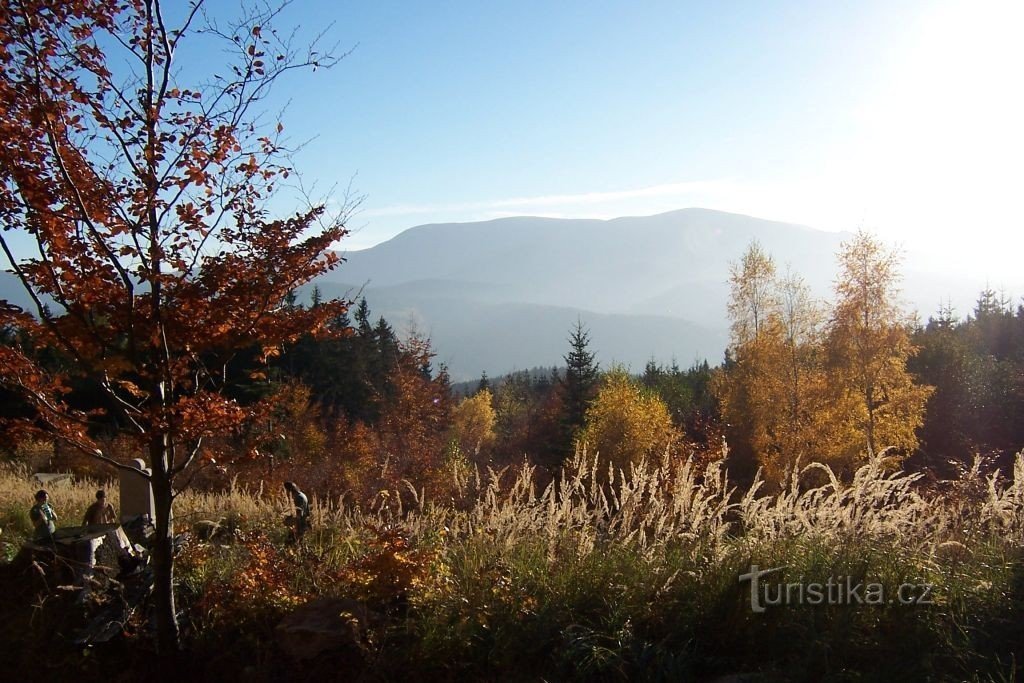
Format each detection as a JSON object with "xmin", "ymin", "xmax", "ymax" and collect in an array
[{"xmin": 283, "ymin": 481, "xmax": 310, "ymax": 542}]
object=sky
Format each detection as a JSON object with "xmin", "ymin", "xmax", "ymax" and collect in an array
[
  {"xmin": 248, "ymin": 0, "xmax": 1022, "ymax": 280},
  {"xmin": 9, "ymin": 0, "xmax": 1022, "ymax": 286}
]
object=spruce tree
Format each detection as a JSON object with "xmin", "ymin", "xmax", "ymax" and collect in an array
[
  {"xmin": 561, "ymin": 319, "xmax": 599, "ymax": 434},
  {"xmin": 355, "ymin": 298, "xmax": 374, "ymax": 338}
]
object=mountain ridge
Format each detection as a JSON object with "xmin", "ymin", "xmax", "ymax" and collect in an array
[{"xmin": 1, "ymin": 208, "xmax": 1001, "ymax": 381}]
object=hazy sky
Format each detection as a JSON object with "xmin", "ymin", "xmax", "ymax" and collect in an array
[
  {"xmin": 33, "ymin": 1, "xmax": 1024, "ymax": 283},
  {"xmin": 256, "ymin": 0, "xmax": 1021, "ymax": 276}
]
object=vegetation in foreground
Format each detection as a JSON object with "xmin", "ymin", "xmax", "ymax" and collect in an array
[{"xmin": 2, "ymin": 450, "xmax": 1022, "ymax": 682}]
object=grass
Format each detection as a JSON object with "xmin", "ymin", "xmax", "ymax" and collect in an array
[{"xmin": 1, "ymin": 449, "xmax": 1022, "ymax": 681}]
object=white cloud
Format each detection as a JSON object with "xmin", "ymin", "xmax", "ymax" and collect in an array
[{"xmin": 362, "ymin": 179, "xmax": 738, "ymax": 219}]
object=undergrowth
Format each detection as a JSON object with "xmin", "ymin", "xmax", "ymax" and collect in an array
[{"xmin": 0, "ymin": 451, "xmax": 1022, "ymax": 681}]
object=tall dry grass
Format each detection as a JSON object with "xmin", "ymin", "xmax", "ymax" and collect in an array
[{"xmin": 2, "ymin": 448, "xmax": 1023, "ymax": 680}]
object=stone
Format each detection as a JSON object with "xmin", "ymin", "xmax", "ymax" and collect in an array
[
  {"xmin": 119, "ymin": 458, "xmax": 154, "ymax": 522},
  {"xmin": 193, "ymin": 518, "xmax": 233, "ymax": 543},
  {"xmin": 31, "ymin": 472, "xmax": 73, "ymax": 487},
  {"xmin": 275, "ymin": 597, "xmax": 376, "ymax": 662}
]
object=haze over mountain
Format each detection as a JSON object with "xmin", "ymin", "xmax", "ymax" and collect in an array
[
  {"xmin": 306, "ymin": 208, "xmax": 997, "ymax": 381},
  {"xmin": 329, "ymin": 209, "xmax": 844, "ymax": 319},
  {"xmin": 0, "ymin": 208, "xmax": 1009, "ymax": 382}
]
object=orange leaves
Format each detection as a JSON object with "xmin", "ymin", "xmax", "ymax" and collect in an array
[
  {"xmin": 185, "ymin": 164, "xmax": 208, "ymax": 186},
  {"xmin": 170, "ymin": 394, "xmax": 251, "ymax": 461},
  {"xmin": 338, "ymin": 524, "xmax": 433, "ymax": 605},
  {"xmin": 187, "ymin": 532, "xmax": 303, "ymax": 626},
  {"xmin": 0, "ymin": 0, "xmax": 349, "ymax": 489},
  {"xmin": 718, "ymin": 237, "xmax": 933, "ymax": 486},
  {"xmin": 115, "ymin": 379, "xmax": 147, "ymax": 399},
  {"xmin": 259, "ymin": 345, "xmax": 281, "ymax": 364},
  {"xmin": 236, "ymin": 155, "xmax": 259, "ymax": 175},
  {"xmin": 826, "ymin": 231, "xmax": 933, "ymax": 462},
  {"xmin": 175, "ymin": 201, "xmax": 201, "ymax": 225}
]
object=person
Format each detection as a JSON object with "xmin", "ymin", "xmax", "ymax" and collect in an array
[
  {"xmin": 82, "ymin": 489, "xmax": 131, "ymax": 573},
  {"xmin": 30, "ymin": 489, "xmax": 57, "ymax": 542},
  {"xmin": 283, "ymin": 481, "xmax": 310, "ymax": 542},
  {"xmin": 83, "ymin": 489, "xmax": 117, "ymax": 526}
]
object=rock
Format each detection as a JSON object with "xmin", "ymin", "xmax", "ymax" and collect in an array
[
  {"xmin": 275, "ymin": 597, "xmax": 375, "ymax": 662},
  {"xmin": 193, "ymin": 519, "xmax": 230, "ymax": 542},
  {"xmin": 935, "ymin": 540, "xmax": 969, "ymax": 563},
  {"xmin": 32, "ymin": 472, "xmax": 73, "ymax": 486}
]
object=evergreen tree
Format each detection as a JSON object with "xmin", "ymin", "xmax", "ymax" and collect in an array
[
  {"xmin": 355, "ymin": 298, "xmax": 374, "ymax": 338},
  {"xmin": 375, "ymin": 317, "xmax": 400, "ymax": 370},
  {"xmin": 908, "ymin": 314, "xmax": 973, "ymax": 473},
  {"xmin": 476, "ymin": 371, "xmax": 491, "ymax": 395},
  {"xmin": 533, "ymin": 368, "xmax": 554, "ymax": 394},
  {"xmin": 561, "ymin": 319, "xmax": 599, "ymax": 435}
]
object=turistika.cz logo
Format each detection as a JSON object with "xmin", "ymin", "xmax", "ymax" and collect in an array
[{"xmin": 738, "ymin": 565, "xmax": 935, "ymax": 613}]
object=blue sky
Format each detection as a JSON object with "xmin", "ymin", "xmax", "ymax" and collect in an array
[
  {"xmin": 96, "ymin": 1, "xmax": 1024, "ymax": 283},
  {"xmin": 276, "ymin": 0, "xmax": 916, "ymax": 240}
]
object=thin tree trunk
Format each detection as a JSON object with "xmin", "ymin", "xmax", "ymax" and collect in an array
[{"xmin": 150, "ymin": 436, "xmax": 179, "ymax": 652}]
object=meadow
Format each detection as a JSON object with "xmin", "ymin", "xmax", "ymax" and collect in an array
[{"xmin": 1, "ymin": 449, "xmax": 1022, "ymax": 681}]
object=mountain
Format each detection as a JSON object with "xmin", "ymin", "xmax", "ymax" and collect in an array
[
  {"xmin": 307, "ymin": 209, "xmax": 849, "ymax": 378},
  {"xmin": 315, "ymin": 208, "xmax": 1004, "ymax": 380},
  {"xmin": 0, "ymin": 271, "xmax": 37, "ymax": 312},
  {"xmin": 325, "ymin": 208, "xmax": 849, "ymax": 322},
  {"xmin": 1, "ymin": 208, "xmax": 1001, "ymax": 381},
  {"xmin": 308, "ymin": 277, "xmax": 728, "ymax": 380}
]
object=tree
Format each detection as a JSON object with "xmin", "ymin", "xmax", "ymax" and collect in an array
[
  {"xmin": 342, "ymin": 334, "xmax": 453, "ymax": 503},
  {"xmin": 909, "ymin": 311, "xmax": 973, "ymax": 473},
  {"xmin": 642, "ymin": 359, "xmax": 693, "ymax": 424},
  {"xmin": 826, "ymin": 231, "xmax": 932, "ymax": 463},
  {"xmin": 355, "ymin": 297, "xmax": 374, "ymax": 337},
  {"xmin": 450, "ymin": 387, "xmax": 496, "ymax": 461},
  {"xmin": 579, "ymin": 367, "xmax": 680, "ymax": 472},
  {"xmin": 560, "ymin": 318, "xmax": 599, "ymax": 437},
  {"xmin": 0, "ymin": 0, "xmax": 346, "ymax": 651},
  {"xmin": 715, "ymin": 241, "xmax": 783, "ymax": 481},
  {"xmin": 771, "ymin": 269, "xmax": 830, "ymax": 468},
  {"xmin": 727, "ymin": 239, "xmax": 777, "ymax": 345},
  {"xmin": 716, "ymin": 243, "xmax": 831, "ymax": 485},
  {"xmin": 907, "ymin": 295, "xmax": 1024, "ymax": 473}
]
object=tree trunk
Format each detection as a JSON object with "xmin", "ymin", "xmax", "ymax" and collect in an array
[{"xmin": 150, "ymin": 436, "xmax": 180, "ymax": 652}]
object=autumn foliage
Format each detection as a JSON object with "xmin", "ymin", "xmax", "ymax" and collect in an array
[
  {"xmin": 579, "ymin": 367, "xmax": 680, "ymax": 472},
  {"xmin": 450, "ymin": 388, "xmax": 497, "ymax": 463},
  {"xmin": 0, "ymin": 0, "xmax": 346, "ymax": 649},
  {"xmin": 715, "ymin": 233, "xmax": 933, "ymax": 486}
]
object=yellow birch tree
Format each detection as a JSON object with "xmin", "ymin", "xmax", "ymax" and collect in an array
[
  {"xmin": 579, "ymin": 368, "xmax": 680, "ymax": 472},
  {"xmin": 825, "ymin": 230, "xmax": 933, "ymax": 468}
]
